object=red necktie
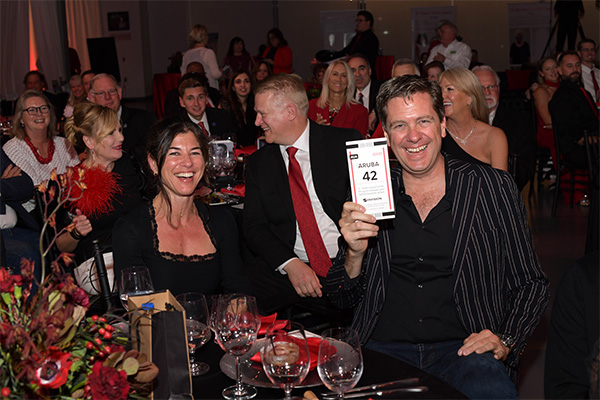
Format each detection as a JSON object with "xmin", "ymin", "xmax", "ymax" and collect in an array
[
  {"xmin": 580, "ymin": 87, "xmax": 600, "ymax": 120},
  {"xmin": 591, "ymin": 70, "xmax": 599, "ymax": 97},
  {"xmin": 286, "ymin": 146, "xmax": 331, "ymax": 277},
  {"xmin": 199, "ymin": 121, "xmax": 209, "ymax": 137},
  {"xmin": 358, "ymin": 92, "xmax": 364, "ymax": 105}
]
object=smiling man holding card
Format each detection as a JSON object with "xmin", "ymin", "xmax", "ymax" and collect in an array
[{"xmin": 326, "ymin": 75, "xmax": 549, "ymax": 399}]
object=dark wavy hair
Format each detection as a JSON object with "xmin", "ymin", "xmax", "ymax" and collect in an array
[
  {"xmin": 226, "ymin": 36, "xmax": 249, "ymax": 57},
  {"xmin": 267, "ymin": 28, "xmax": 287, "ymax": 47},
  {"xmin": 226, "ymin": 71, "xmax": 253, "ymax": 131},
  {"xmin": 146, "ymin": 118, "xmax": 209, "ymax": 223}
]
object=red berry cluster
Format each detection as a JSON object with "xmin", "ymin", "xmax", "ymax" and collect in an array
[
  {"xmin": 86, "ymin": 315, "xmax": 117, "ymax": 361},
  {"xmin": 1, "ymin": 387, "xmax": 10, "ymax": 398}
]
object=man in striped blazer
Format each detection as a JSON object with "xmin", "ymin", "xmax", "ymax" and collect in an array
[{"xmin": 326, "ymin": 76, "xmax": 549, "ymax": 399}]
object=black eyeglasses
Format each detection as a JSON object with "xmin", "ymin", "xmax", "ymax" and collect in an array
[
  {"xmin": 91, "ymin": 89, "xmax": 119, "ymax": 97},
  {"xmin": 24, "ymin": 106, "xmax": 50, "ymax": 115}
]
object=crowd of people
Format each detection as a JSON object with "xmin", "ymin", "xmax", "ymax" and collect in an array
[{"xmin": 1, "ymin": 10, "xmax": 598, "ymax": 400}]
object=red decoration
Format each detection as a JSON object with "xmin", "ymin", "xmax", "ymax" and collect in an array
[
  {"xmin": 88, "ymin": 362, "xmax": 129, "ymax": 400},
  {"xmin": 24, "ymin": 136, "xmax": 55, "ymax": 164},
  {"xmin": 68, "ymin": 166, "xmax": 122, "ymax": 218}
]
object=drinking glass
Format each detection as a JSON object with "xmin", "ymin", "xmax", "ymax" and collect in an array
[
  {"xmin": 261, "ymin": 321, "xmax": 310, "ymax": 400},
  {"xmin": 176, "ymin": 292, "xmax": 211, "ymax": 376},
  {"xmin": 215, "ymin": 294, "xmax": 260, "ymax": 399},
  {"xmin": 209, "ymin": 294, "xmax": 224, "ymax": 343},
  {"xmin": 119, "ymin": 266, "xmax": 154, "ymax": 310},
  {"xmin": 317, "ymin": 327, "xmax": 363, "ymax": 399}
]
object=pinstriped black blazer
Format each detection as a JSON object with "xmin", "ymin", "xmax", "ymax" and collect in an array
[{"xmin": 326, "ymin": 155, "xmax": 549, "ymax": 378}]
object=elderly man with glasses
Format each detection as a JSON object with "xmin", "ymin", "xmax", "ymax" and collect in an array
[
  {"xmin": 472, "ymin": 65, "xmax": 535, "ymax": 191},
  {"xmin": 89, "ymin": 73, "xmax": 155, "ymax": 169}
]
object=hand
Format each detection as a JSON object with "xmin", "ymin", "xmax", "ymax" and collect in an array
[
  {"xmin": 1, "ymin": 164, "xmax": 22, "ymax": 179},
  {"xmin": 72, "ymin": 209, "xmax": 92, "ymax": 237},
  {"xmin": 368, "ymin": 111, "xmax": 377, "ymax": 132},
  {"xmin": 339, "ymin": 202, "xmax": 378, "ymax": 278},
  {"xmin": 457, "ymin": 329, "xmax": 510, "ymax": 361},
  {"xmin": 433, "ymin": 53, "xmax": 446, "ymax": 63},
  {"xmin": 283, "ymin": 259, "xmax": 323, "ymax": 298},
  {"xmin": 314, "ymin": 113, "xmax": 331, "ymax": 126}
]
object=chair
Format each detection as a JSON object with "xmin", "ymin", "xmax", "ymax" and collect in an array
[{"xmin": 551, "ymin": 128, "xmax": 590, "ymax": 217}]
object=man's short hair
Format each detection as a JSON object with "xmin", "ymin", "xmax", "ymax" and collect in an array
[
  {"xmin": 358, "ymin": 10, "xmax": 374, "ymax": 28},
  {"xmin": 423, "ymin": 61, "xmax": 445, "ymax": 75},
  {"xmin": 23, "ymin": 70, "xmax": 47, "ymax": 88},
  {"xmin": 577, "ymin": 38, "xmax": 597, "ymax": 51},
  {"xmin": 178, "ymin": 75, "xmax": 209, "ymax": 97},
  {"xmin": 348, "ymin": 53, "xmax": 371, "ymax": 69},
  {"xmin": 254, "ymin": 74, "xmax": 309, "ymax": 115},
  {"xmin": 558, "ymin": 50, "xmax": 580, "ymax": 65},
  {"xmin": 81, "ymin": 69, "xmax": 95, "ymax": 80},
  {"xmin": 472, "ymin": 65, "xmax": 501, "ymax": 86},
  {"xmin": 376, "ymin": 76, "xmax": 444, "ymax": 132},
  {"xmin": 89, "ymin": 73, "xmax": 119, "ymax": 91},
  {"xmin": 440, "ymin": 21, "xmax": 458, "ymax": 35},
  {"xmin": 392, "ymin": 58, "xmax": 421, "ymax": 76}
]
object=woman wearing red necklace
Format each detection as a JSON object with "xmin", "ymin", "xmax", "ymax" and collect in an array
[
  {"xmin": 533, "ymin": 57, "xmax": 560, "ymax": 151},
  {"xmin": 56, "ymin": 103, "xmax": 143, "ymax": 266},
  {"xmin": 3, "ymin": 90, "xmax": 78, "ymax": 188}
]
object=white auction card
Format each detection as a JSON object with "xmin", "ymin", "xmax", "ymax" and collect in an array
[{"xmin": 346, "ymin": 138, "xmax": 395, "ymax": 220}]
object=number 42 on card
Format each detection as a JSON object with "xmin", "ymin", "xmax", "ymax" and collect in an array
[{"xmin": 346, "ymin": 138, "xmax": 395, "ymax": 220}]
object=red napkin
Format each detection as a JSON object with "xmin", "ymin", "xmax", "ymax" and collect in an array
[
  {"xmin": 257, "ymin": 313, "xmax": 277, "ymax": 336},
  {"xmin": 235, "ymin": 145, "xmax": 258, "ymax": 157},
  {"xmin": 221, "ymin": 184, "xmax": 245, "ymax": 197},
  {"xmin": 250, "ymin": 336, "xmax": 328, "ymax": 371}
]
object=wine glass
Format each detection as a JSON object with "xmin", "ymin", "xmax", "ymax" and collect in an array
[
  {"xmin": 209, "ymin": 294, "xmax": 224, "ymax": 343},
  {"xmin": 119, "ymin": 266, "xmax": 154, "ymax": 310},
  {"xmin": 215, "ymin": 294, "xmax": 260, "ymax": 399},
  {"xmin": 220, "ymin": 140, "xmax": 237, "ymax": 190},
  {"xmin": 261, "ymin": 321, "xmax": 310, "ymax": 400},
  {"xmin": 176, "ymin": 293, "xmax": 211, "ymax": 376},
  {"xmin": 317, "ymin": 327, "xmax": 363, "ymax": 399}
]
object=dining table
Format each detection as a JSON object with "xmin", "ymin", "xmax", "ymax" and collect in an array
[{"xmin": 191, "ymin": 339, "xmax": 467, "ymax": 399}]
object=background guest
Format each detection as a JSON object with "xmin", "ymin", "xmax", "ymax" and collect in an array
[
  {"xmin": 22, "ymin": 70, "xmax": 65, "ymax": 119},
  {"xmin": 3, "ymin": 90, "xmax": 78, "ymax": 189},
  {"xmin": 339, "ymin": 10, "xmax": 379, "ymax": 78},
  {"xmin": 222, "ymin": 36, "xmax": 254, "ymax": 78},
  {"xmin": 113, "ymin": 119, "xmax": 250, "ymax": 296},
  {"xmin": 261, "ymin": 28, "xmax": 293, "ymax": 74},
  {"xmin": 220, "ymin": 71, "xmax": 260, "ymax": 147},
  {"xmin": 252, "ymin": 60, "xmax": 272, "ymax": 85},
  {"xmin": 57, "ymin": 103, "xmax": 143, "ymax": 265},
  {"xmin": 392, "ymin": 58, "xmax": 421, "ymax": 77},
  {"xmin": 423, "ymin": 61, "xmax": 445, "ymax": 83},
  {"xmin": 439, "ymin": 68, "xmax": 508, "ymax": 170},
  {"xmin": 181, "ymin": 24, "xmax": 222, "ymax": 90},
  {"xmin": 426, "ymin": 21, "xmax": 471, "ymax": 70},
  {"xmin": 63, "ymin": 75, "xmax": 87, "ymax": 118},
  {"xmin": 81, "ymin": 70, "xmax": 95, "ymax": 96},
  {"xmin": 308, "ymin": 60, "xmax": 368, "ymax": 138},
  {"xmin": 533, "ymin": 57, "xmax": 560, "ymax": 151}
]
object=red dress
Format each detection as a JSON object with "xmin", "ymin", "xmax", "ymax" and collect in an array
[{"xmin": 307, "ymin": 99, "xmax": 368, "ymax": 138}]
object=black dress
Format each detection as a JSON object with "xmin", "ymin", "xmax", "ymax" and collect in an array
[
  {"xmin": 112, "ymin": 200, "xmax": 251, "ymax": 297},
  {"xmin": 441, "ymin": 134, "xmax": 489, "ymax": 167},
  {"xmin": 58, "ymin": 156, "xmax": 144, "ymax": 265}
]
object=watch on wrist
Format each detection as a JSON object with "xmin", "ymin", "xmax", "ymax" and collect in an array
[{"xmin": 497, "ymin": 333, "xmax": 516, "ymax": 349}]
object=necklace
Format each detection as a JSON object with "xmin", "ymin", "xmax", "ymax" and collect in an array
[
  {"xmin": 447, "ymin": 122, "xmax": 476, "ymax": 145},
  {"xmin": 328, "ymin": 103, "xmax": 342, "ymax": 122},
  {"xmin": 24, "ymin": 136, "xmax": 54, "ymax": 164}
]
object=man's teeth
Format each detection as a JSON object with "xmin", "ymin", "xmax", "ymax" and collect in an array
[
  {"xmin": 406, "ymin": 145, "xmax": 427, "ymax": 153},
  {"xmin": 443, "ymin": 102, "xmax": 452, "ymax": 106},
  {"xmin": 175, "ymin": 172, "xmax": 194, "ymax": 178}
]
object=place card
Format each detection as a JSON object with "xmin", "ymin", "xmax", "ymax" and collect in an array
[{"xmin": 346, "ymin": 138, "xmax": 395, "ymax": 220}]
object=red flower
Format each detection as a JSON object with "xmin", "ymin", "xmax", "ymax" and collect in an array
[
  {"xmin": 72, "ymin": 286, "xmax": 90, "ymax": 308},
  {"xmin": 88, "ymin": 362, "xmax": 129, "ymax": 400},
  {"xmin": 33, "ymin": 350, "xmax": 72, "ymax": 389}
]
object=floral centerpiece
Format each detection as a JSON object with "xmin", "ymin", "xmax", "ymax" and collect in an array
[{"xmin": 0, "ymin": 168, "xmax": 158, "ymax": 399}]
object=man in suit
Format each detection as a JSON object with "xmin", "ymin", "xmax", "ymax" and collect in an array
[
  {"xmin": 243, "ymin": 74, "xmax": 362, "ymax": 314},
  {"xmin": 327, "ymin": 76, "xmax": 549, "ymax": 399},
  {"xmin": 348, "ymin": 54, "xmax": 382, "ymax": 133},
  {"xmin": 473, "ymin": 65, "xmax": 535, "ymax": 191},
  {"xmin": 177, "ymin": 75, "xmax": 235, "ymax": 140},
  {"xmin": 549, "ymin": 51, "xmax": 599, "ymax": 168},
  {"xmin": 89, "ymin": 73, "xmax": 155, "ymax": 168},
  {"xmin": 577, "ymin": 39, "xmax": 600, "ymax": 103},
  {"xmin": 340, "ymin": 11, "xmax": 380, "ymax": 79}
]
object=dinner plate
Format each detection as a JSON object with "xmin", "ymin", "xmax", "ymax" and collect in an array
[
  {"xmin": 219, "ymin": 338, "xmax": 323, "ymax": 388},
  {"xmin": 202, "ymin": 192, "xmax": 241, "ymax": 206}
]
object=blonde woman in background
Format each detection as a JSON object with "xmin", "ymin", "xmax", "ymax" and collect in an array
[{"xmin": 181, "ymin": 24, "xmax": 222, "ymax": 90}]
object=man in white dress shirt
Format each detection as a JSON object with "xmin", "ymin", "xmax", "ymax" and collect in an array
[
  {"xmin": 348, "ymin": 54, "xmax": 381, "ymax": 133},
  {"xmin": 426, "ymin": 22, "xmax": 471, "ymax": 70},
  {"xmin": 578, "ymin": 39, "xmax": 600, "ymax": 103}
]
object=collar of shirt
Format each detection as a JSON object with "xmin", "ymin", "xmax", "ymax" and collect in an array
[
  {"xmin": 279, "ymin": 119, "xmax": 310, "ymax": 167},
  {"xmin": 489, "ymin": 108, "xmax": 497, "ymax": 125},
  {"xmin": 117, "ymin": 105, "xmax": 123, "ymax": 121},
  {"xmin": 358, "ymin": 81, "xmax": 372, "ymax": 100},
  {"xmin": 188, "ymin": 113, "xmax": 210, "ymax": 135}
]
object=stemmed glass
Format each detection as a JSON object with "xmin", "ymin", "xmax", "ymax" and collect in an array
[
  {"xmin": 317, "ymin": 327, "xmax": 363, "ymax": 400},
  {"xmin": 215, "ymin": 294, "xmax": 260, "ymax": 399},
  {"xmin": 119, "ymin": 266, "xmax": 154, "ymax": 311},
  {"xmin": 208, "ymin": 140, "xmax": 237, "ymax": 190},
  {"xmin": 261, "ymin": 321, "xmax": 310, "ymax": 400},
  {"xmin": 176, "ymin": 292, "xmax": 211, "ymax": 376}
]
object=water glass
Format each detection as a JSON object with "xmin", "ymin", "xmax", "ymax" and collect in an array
[
  {"xmin": 119, "ymin": 266, "xmax": 154, "ymax": 310},
  {"xmin": 317, "ymin": 327, "xmax": 363, "ymax": 399},
  {"xmin": 176, "ymin": 293, "xmax": 211, "ymax": 376}
]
